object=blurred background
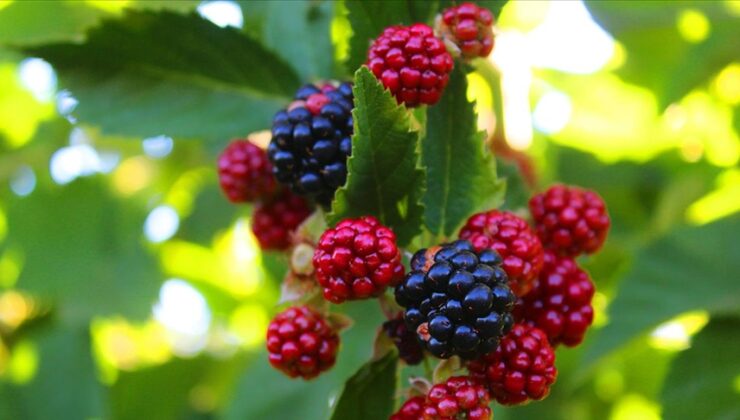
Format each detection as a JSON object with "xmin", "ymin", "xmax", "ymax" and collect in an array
[{"xmin": 0, "ymin": 1, "xmax": 738, "ymax": 419}]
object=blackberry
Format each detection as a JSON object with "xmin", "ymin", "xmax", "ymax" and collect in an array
[
  {"xmin": 395, "ymin": 240, "xmax": 516, "ymax": 360},
  {"xmin": 436, "ymin": 2, "xmax": 496, "ymax": 59},
  {"xmin": 268, "ymin": 82, "xmax": 354, "ymax": 207},
  {"xmin": 383, "ymin": 314, "xmax": 425, "ymax": 365}
]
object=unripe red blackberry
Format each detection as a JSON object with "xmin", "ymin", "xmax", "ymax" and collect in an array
[
  {"xmin": 266, "ymin": 305, "xmax": 339, "ymax": 379},
  {"xmin": 514, "ymin": 250, "xmax": 595, "ymax": 347},
  {"xmin": 367, "ymin": 23, "xmax": 454, "ymax": 107},
  {"xmin": 529, "ymin": 184, "xmax": 610, "ymax": 256},
  {"xmin": 467, "ymin": 324, "xmax": 557, "ymax": 405},
  {"xmin": 390, "ymin": 396, "xmax": 426, "ymax": 420},
  {"xmin": 251, "ymin": 190, "xmax": 312, "ymax": 251},
  {"xmin": 459, "ymin": 210, "xmax": 544, "ymax": 297},
  {"xmin": 422, "ymin": 376, "xmax": 492, "ymax": 420},
  {"xmin": 436, "ymin": 2, "xmax": 495, "ymax": 59},
  {"xmin": 395, "ymin": 240, "xmax": 515, "ymax": 360},
  {"xmin": 268, "ymin": 82, "xmax": 354, "ymax": 207},
  {"xmin": 218, "ymin": 139, "xmax": 277, "ymax": 203},
  {"xmin": 383, "ymin": 314, "xmax": 425, "ymax": 365},
  {"xmin": 313, "ymin": 216, "xmax": 404, "ymax": 303}
]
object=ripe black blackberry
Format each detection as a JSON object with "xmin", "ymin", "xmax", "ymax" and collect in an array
[
  {"xmin": 383, "ymin": 314, "xmax": 424, "ymax": 365},
  {"xmin": 267, "ymin": 82, "xmax": 354, "ymax": 207},
  {"xmin": 395, "ymin": 240, "xmax": 516, "ymax": 360}
]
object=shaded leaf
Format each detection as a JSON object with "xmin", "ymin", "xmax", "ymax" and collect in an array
[
  {"xmin": 585, "ymin": 1, "xmax": 739, "ymax": 107},
  {"xmin": 585, "ymin": 215, "xmax": 740, "ymax": 362},
  {"xmin": 6, "ymin": 177, "xmax": 160, "ymax": 324},
  {"xmin": 0, "ymin": 326, "xmax": 104, "ymax": 420},
  {"xmin": 329, "ymin": 352, "xmax": 399, "ymax": 420},
  {"xmin": 661, "ymin": 318, "xmax": 740, "ymax": 420},
  {"xmin": 329, "ymin": 67, "xmax": 424, "ymax": 245},
  {"xmin": 26, "ymin": 10, "xmax": 299, "ymax": 140},
  {"xmin": 423, "ymin": 65, "xmax": 499, "ymax": 237}
]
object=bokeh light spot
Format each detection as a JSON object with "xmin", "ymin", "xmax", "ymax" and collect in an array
[
  {"xmin": 18, "ymin": 58, "xmax": 56, "ymax": 102},
  {"xmin": 533, "ymin": 91, "xmax": 572, "ymax": 135},
  {"xmin": 144, "ymin": 205, "xmax": 180, "ymax": 243},
  {"xmin": 197, "ymin": 1, "xmax": 243, "ymax": 28},
  {"xmin": 677, "ymin": 9, "xmax": 710, "ymax": 43}
]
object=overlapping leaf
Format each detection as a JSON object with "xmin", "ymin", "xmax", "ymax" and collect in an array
[
  {"xmin": 423, "ymin": 66, "xmax": 499, "ymax": 237},
  {"xmin": 329, "ymin": 67, "xmax": 425, "ymax": 245},
  {"xmin": 24, "ymin": 10, "xmax": 300, "ymax": 141},
  {"xmin": 329, "ymin": 352, "xmax": 399, "ymax": 420}
]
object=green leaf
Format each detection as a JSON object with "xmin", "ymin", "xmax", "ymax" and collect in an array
[
  {"xmin": 26, "ymin": 10, "xmax": 300, "ymax": 140},
  {"xmin": 329, "ymin": 352, "xmax": 399, "ymax": 420},
  {"xmin": 344, "ymin": 0, "xmax": 439, "ymax": 74},
  {"xmin": 585, "ymin": 215, "xmax": 740, "ymax": 362},
  {"xmin": 238, "ymin": 0, "xmax": 337, "ymax": 81},
  {"xmin": 329, "ymin": 67, "xmax": 425, "ymax": 245},
  {"xmin": 585, "ymin": 1, "xmax": 739, "ymax": 107},
  {"xmin": 0, "ymin": 0, "xmax": 199, "ymax": 45},
  {"xmin": 661, "ymin": 318, "xmax": 740, "ymax": 420},
  {"xmin": 423, "ymin": 65, "xmax": 499, "ymax": 237},
  {"xmin": 6, "ymin": 177, "xmax": 160, "ymax": 324},
  {"xmin": 0, "ymin": 326, "xmax": 104, "ymax": 420}
]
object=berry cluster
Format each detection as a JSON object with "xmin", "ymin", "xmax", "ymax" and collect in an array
[
  {"xmin": 210, "ymin": 3, "xmax": 613, "ymax": 417},
  {"xmin": 514, "ymin": 250, "xmax": 595, "ymax": 346},
  {"xmin": 266, "ymin": 306, "xmax": 339, "ymax": 380},
  {"xmin": 383, "ymin": 314, "xmax": 425, "ymax": 365},
  {"xmin": 459, "ymin": 210, "xmax": 544, "ymax": 297},
  {"xmin": 395, "ymin": 240, "xmax": 515, "ymax": 360},
  {"xmin": 468, "ymin": 324, "xmax": 557, "ymax": 405},
  {"xmin": 367, "ymin": 23, "xmax": 454, "ymax": 107},
  {"xmin": 313, "ymin": 216, "xmax": 404, "ymax": 303},
  {"xmin": 268, "ymin": 82, "xmax": 354, "ymax": 207},
  {"xmin": 435, "ymin": 2, "xmax": 495, "ymax": 59},
  {"xmin": 251, "ymin": 190, "xmax": 312, "ymax": 251},
  {"xmin": 391, "ymin": 377, "xmax": 492, "ymax": 420},
  {"xmin": 529, "ymin": 184, "xmax": 610, "ymax": 257},
  {"xmin": 218, "ymin": 139, "xmax": 277, "ymax": 203}
]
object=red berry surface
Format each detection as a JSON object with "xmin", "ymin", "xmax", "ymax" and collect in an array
[
  {"xmin": 313, "ymin": 216, "xmax": 404, "ymax": 303},
  {"xmin": 266, "ymin": 306, "xmax": 339, "ymax": 380},
  {"xmin": 467, "ymin": 324, "xmax": 557, "ymax": 405},
  {"xmin": 529, "ymin": 184, "xmax": 610, "ymax": 256},
  {"xmin": 459, "ymin": 210, "xmax": 544, "ymax": 297},
  {"xmin": 251, "ymin": 190, "xmax": 311, "ymax": 251},
  {"xmin": 437, "ymin": 2, "xmax": 495, "ymax": 59},
  {"xmin": 367, "ymin": 23, "xmax": 454, "ymax": 107},
  {"xmin": 514, "ymin": 250, "xmax": 595, "ymax": 346},
  {"xmin": 422, "ymin": 376, "xmax": 492, "ymax": 420},
  {"xmin": 218, "ymin": 139, "xmax": 277, "ymax": 203},
  {"xmin": 390, "ymin": 396, "xmax": 426, "ymax": 420}
]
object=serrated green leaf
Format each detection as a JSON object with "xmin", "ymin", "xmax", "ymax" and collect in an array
[
  {"xmin": 423, "ymin": 66, "xmax": 499, "ymax": 237},
  {"xmin": 329, "ymin": 352, "xmax": 399, "ymax": 420},
  {"xmin": 585, "ymin": 215, "xmax": 740, "ymax": 363},
  {"xmin": 585, "ymin": 1, "xmax": 739, "ymax": 107},
  {"xmin": 344, "ymin": 0, "xmax": 439, "ymax": 74},
  {"xmin": 661, "ymin": 318, "xmax": 740, "ymax": 420},
  {"xmin": 329, "ymin": 67, "xmax": 424, "ymax": 245},
  {"xmin": 6, "ymin": 177, "xmax": 160, "ymax": 324},
  {"xmin": 24, "ymin": 10, "xmax": 300, "ymax": 141}
]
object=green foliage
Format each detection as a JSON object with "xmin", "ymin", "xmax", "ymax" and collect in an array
[
  {"xmin": 586, "ymin": 215, "xmax": 740, "ymax": 362},
  {"xmin": 585, "ymin": 1, "xmax": 740, "ymax": 107},
  {"xmin": 25, "ymin": 10, "xmax": 299, "ymax": 141},
  {"xmin": 423, "ymin": 66, "xmax": 499, "ymax": 237},
  {"xmin": 329, "ymin": 67, "xmax": 425, "ymax": 245},
  {"xmin": 330, "ymin": 352, "xmax": 399, "ymax": 420},
  {"xmin": 661, "ymin": 318, "xmax": 740, "ymax": 420},
  {"xmin": 7, "ymin": 177, "xmax": 160, "ymax": 324}
]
